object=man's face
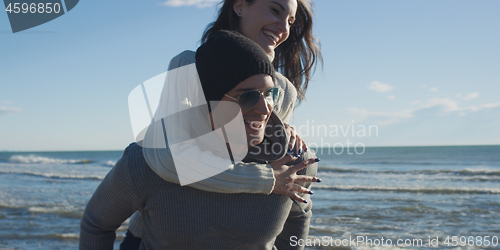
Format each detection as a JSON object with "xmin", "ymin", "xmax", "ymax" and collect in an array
[{"xmin": 218, "ymin": 74, "xmax": 274, "ymax": 146}]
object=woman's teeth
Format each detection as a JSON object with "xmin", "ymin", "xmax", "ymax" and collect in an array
[
  {"xmin": 263, "ymin": 31, "xmax": 278, "ymax": 44},
  {"xmin": 245, "ymin": 120, "xmax": 264, "ymax": 130}
]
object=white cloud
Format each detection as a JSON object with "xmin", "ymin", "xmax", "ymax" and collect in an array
[
  {"xmin": 346, "ymin": 97, "xmax": 500, "ymax": 125},
  {"xmin": 430, "ymin": 87, "xmax": 438, "ymax": 92},
  {"xmin": 387, "ymin": 96, "xmax": 395, "ymax": 100},
  {"xmin": 368, "ymin": 81, "xmax": 394, "ymax": 92},
  {"xmin": 0, "ymin": 105, "xmax": 23, "ymax": 115},
  {"xmin": 423, "ymin": 98, "xmax": 459, "ymax": 112},
  {"xmin": 2, "ymin": 100, "xmax": 14, "ymax": 105},
  {"xmin": 162, "ymin": 0, "xmax": 219, "ymax": 8},
  {"xmin": 481, "ymin": 102, "xmax": 500, "ymax": 109},
  {"xmin": 462, "ymin": 92, "xmax": 479, "ymax": 101},
  {"xmin": 412, "ymin": 97, "xmax": 497, "ymax": 113},
  {"xmin": 346, "ymin": 107, "xmax": 413, "ymax": 125}
]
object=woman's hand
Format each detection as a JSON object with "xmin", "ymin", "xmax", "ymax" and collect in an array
[
  {"xmin": 284, "ymin": 124, "xmax": 307, "ymax": 155},
  {"xmin": 270, "ymin": 154, "xmax": 320, "ymax": 203}
]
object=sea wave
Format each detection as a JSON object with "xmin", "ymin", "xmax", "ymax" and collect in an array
[
  {"xmin": 315, "ymin": 185, "xmax": 500, "ymax": 195},
  {"xmin": 46, "ymin": 233, "xmax": 80, "ymax": 240},
  {"xmin": 318, "ymin": 167, "xmax": 500, "ymax": 176},
  {"xmin": 104, "ymin": 160, "xmax": 116, "ymax": 167},
  {"xmin": 2, "ymin": 233, "xmax": 81, "ymax": 241},
  {"xmin": 0, "ymin": 204, "xmax": 83, "ymax": 219},
  {"xmin": 8, "ymin": 155, "xmax": 93, "ymax": 164},
  {"xmin": 27, "ymin": 206, "xmax": 83, "ymax": 218},
  {"xmin": 325, "ymin": 160, "xmax": 499, "ymax": 167},
  {"xmin": 8, "ymin": 232, "xmax": 126, "ymax": 240},
  {"xmin": 0, "ymin": 169, "xmax": 104, "ymax": 180}
]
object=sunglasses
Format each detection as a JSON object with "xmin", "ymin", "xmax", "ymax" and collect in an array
[{"xmin": 224, "ymin": 87, "xmax": 282, "ymax": 111}]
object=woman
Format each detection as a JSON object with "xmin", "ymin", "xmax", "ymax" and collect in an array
[
  {"xmin": 122, "ymin": 0, "xmax": 322, "ymax": 247},
  {"xmin": 80, "ymin": 30, "xmax": 320, "ymax": 249},
  {"xmin": 205, "ymin": 0, "xmax": 320, "ymax": 103}
]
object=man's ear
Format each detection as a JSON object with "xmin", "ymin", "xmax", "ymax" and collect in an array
[{"xmin": 233, "ymin": 0, "xmax": 246, "ymax": 17}]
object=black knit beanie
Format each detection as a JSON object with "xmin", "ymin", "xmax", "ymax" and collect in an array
[{"xmin": 195, "ymin": 30, "xmax": 275, "ymax": 104}]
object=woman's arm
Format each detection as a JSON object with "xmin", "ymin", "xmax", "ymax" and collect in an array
[
  {"xmin": 142, "ymin": 50, "xmax": 280, "ymax": 195},
  {"xmin": 80, "ymin": 149, "xmax": 142, "ymax": 249},
  {"xmin": 274, "ymin": 150, "xmax": 318, "ymax": 250}
]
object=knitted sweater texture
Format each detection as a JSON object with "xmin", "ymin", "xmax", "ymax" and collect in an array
[{"xmin": 80, "ymin": 143, "xmax": 315, "ymax": 250}]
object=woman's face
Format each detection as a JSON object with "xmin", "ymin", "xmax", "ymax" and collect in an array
[{"xmin": 234, "ymin": 0, "xmax": 298, "ymax": 59}]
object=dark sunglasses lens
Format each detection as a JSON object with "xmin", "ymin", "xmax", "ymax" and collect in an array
[
  {"xmin": 238, "ymin": 88, "xmax": 280, "ymax": 110},
  {"xmin": 239, "ymin": 90, "xmax": 260, "ymax": 110},
  {"xmin": 265, "ymin": 88, "xmax": 280, "ymax": 104}
]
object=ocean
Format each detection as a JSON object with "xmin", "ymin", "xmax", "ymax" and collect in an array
[{"xmin": 0, "ymin": 145, "xmax": 499, "ymax": 249}]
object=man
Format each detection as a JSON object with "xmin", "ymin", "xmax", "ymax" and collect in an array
[{"xmin": 80, "ymin": 30, "xmax": 318, "ymax": 250}]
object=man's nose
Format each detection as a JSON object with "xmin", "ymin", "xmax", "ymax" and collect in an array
[{"xmin": 252, "ymin": 94, "xmax": 271, "ymax": 114}]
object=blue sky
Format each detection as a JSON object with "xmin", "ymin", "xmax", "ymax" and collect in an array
[{"xmin": 1, "ymin": 0, "xmax": 499, "ymax": 151}]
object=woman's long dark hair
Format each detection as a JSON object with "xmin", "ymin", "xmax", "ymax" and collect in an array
[{"xmin": 201, "ymin": 0, "xmax": 322, "ymax": 102}]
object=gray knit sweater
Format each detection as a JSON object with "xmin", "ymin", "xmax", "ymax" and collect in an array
[{"xmin": 80, "ymin": 143, "xmax": 317, "ymax": 249}]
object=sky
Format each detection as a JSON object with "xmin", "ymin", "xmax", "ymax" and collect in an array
[{"xmin": 1, "ymin": 0, "xmax": 499, "ymax": 151}]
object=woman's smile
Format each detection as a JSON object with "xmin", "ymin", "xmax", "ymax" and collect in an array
[{"xmin": 235, "ymin": 0, "xmax": 298, "ymax": 57}]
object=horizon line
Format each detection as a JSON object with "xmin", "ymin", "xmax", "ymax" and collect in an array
[{"xmin": 2, "ymin": 143, "xmax": 499, "ymax": 153}]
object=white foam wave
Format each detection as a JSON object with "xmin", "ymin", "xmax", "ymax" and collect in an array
[
  {"xmin": 462, "ymin": 168, "xmax": 500, "ymax": 175},
  {"xmin": 27, "ymin": 206, "xmax": 83, "ymax": 218},
  {"xmin": 8, "ymin": 155, "xmax": 92, "ymax": 164},
  {"xmin": 104, "ymin": 160, "xmax": 116, "ymax": 166},
  {"xmin": 55, "ymin": 233, "xmax": 79, "ymax": 239},
  {"xmin": 319, "ymin": 167, "xmax": 500, "ymax": 176},
  {"xmin": 34, "ymin": 233, "xmax": 80, "ymax": 240},
  {"xmin": 28, "ymin": 206, "xmax": 62, "ymax": 213},
  {"xmin": 0, "ymin": 203, "xmax": 83, "ymax": 219},
  {"xmin": 315, "ymin": 185, "xmax": 500, "ymax": 194},
  {"xmin": 0, "ymin": 169, "xmax": 104, "ymax": 180}
]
